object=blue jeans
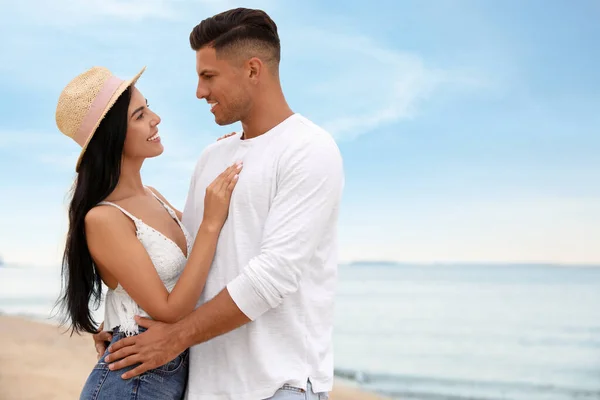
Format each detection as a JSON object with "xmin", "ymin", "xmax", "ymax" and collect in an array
[
  {"xmin": 265, "ymin": 381, "xmax": 329, "ymax": 400},
  {"xmin": 79, "ymin": 326, "xmax": 189, "ymax": 400}
]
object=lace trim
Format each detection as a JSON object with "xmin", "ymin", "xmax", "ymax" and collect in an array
[{"xmin": 115, "ymin": 292, "xmax": 141, "ymax": 336}]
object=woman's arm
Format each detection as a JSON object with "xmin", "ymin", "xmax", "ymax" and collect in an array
[{"xmin": 86, "ymin": 163, "xmax": 241, "ymax": 324}]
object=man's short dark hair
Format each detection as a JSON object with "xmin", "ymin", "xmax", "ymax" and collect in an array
[{"xmin": 190, "ymin": 8, "xmax": 281, "ymax": 68}]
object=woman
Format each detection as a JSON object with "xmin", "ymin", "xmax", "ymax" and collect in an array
[{"xmin": 55, "ymin": 66, "xmax": 240, "ymax": 399}]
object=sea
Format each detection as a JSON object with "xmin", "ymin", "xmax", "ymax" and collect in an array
[{"xmin": 1, "ymin": 262, "xmax": 599, "ymax": 400}]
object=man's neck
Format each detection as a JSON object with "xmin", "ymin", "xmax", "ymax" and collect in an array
[{"xmin": 240, "ymin": 93, "xmax": 294, "ymax": 140}]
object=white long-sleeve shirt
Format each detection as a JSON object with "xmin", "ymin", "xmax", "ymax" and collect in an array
[{"xmin": 181, "ymin": 113, "xmax": 344, "ymax": 400}]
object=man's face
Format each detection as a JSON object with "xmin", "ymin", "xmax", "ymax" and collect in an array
[{"xmin": 195, "ymin": 46, "xmax": 252, "ymax": 126}]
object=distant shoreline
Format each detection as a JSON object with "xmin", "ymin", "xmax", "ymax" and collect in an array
[
  {"xmin": 4, "ymin": 261, "xmax": 600, "ymax": 270},
  {"xmin": 341, "ymin": 261, "xmax": 600, "ymax": 268}
]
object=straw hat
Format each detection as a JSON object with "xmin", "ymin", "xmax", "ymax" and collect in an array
[{"xmin": 56, "ymin": 66, "xmax": 145, "ymax": 171}]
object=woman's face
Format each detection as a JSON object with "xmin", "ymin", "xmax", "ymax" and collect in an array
[{"xmin": 122, "ymin": 86, "xmax": 163, "ymax": 161}]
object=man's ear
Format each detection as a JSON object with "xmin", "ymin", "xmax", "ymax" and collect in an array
[{"xmin": 247, "ymin": 57, "xmax": 263, "ymax": 81}]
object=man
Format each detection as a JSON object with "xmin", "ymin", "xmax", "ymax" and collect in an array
[{"xmin": 98, "ymin": 8, "xmax": 344, "ymax": 400}]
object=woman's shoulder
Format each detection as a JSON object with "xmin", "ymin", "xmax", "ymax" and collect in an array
[
  {"xmin": 145, "ymin": 186, "xmax": 183, "ymax": 220},
  {"xmin": 85, "ymin": 203, "xmax": 136, "ymax": 232},
  {"xmin": 145, "ymin": 186, "xmax": 164, "ymax": 201}
]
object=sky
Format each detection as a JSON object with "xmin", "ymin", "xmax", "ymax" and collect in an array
[{"xmin": 0, "ymin": 0, "xmax": 599, "ymax": 267}]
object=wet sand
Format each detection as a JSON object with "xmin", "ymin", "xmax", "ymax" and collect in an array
[{"xmin": 0, "ymin": 315, "xmax": 388, "ymax": 400}]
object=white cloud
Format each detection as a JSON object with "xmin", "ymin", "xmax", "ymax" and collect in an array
[
  {"xmin": 0, "ymin": 131, "xmax": 60, "ymax": 149},
  {"xmin": 37, "ymin": 154, "xmax": 80, "ymax": 170},
  {"xmin": 5, "ymin": 0, "xmax": 277, "ymax": 25},
  {"xmin": 0, "ymin": 129, "xmax": 79, "ymax": 170},
  {"xmin": 68, "ymin": 0, "xmax": 179, "ymax": 21},
  {"xmin": 283, "ymin": 28, "xmax": 488, "ymax": 140},
  {"xmin": 7, "ymin": 0, "xmax": 179, "ymax": 24}
]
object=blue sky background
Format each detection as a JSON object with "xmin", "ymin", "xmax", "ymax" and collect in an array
[{"xmin": 1, "ymin": 0, "xmax": 598, "ymax": 267}]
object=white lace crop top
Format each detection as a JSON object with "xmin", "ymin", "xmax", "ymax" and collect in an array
[{"xmin": 97, "ymin": 191, "xmax": 193, "ymax": 336}]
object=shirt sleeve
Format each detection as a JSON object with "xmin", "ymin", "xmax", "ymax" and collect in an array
[{"xmin": 226, "ymin": 135, "xmax": 344, "ymax": 320}]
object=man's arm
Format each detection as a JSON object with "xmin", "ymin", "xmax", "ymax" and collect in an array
[
  {"xmin": 226, "ymin": 136, "xmax": 344, "ymax": 320},
  {"xmin": 178, "ymin": 287, "xmax": 250, "ymax": 346},
  {"xmin": 107, "ymin": 135, "xmax": 344, "ymax": 377}
]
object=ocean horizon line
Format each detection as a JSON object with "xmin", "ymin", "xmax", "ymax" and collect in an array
[
  {"xmin": 340, "ymin": 260, "xmax": 600, "ymax": 269},
  {"xmin": 2, "ymin": 260, "xmax": 600, "ymax": 269}
]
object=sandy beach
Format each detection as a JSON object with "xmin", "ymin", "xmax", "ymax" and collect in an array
[{"xmin": 0, "ymin": 315, "xmax": 387, "ymax": 400}]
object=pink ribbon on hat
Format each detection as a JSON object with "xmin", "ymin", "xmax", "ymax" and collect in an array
[{"xmin": 74, "ymin": 75, "xmax": 124, "ymax": 147}]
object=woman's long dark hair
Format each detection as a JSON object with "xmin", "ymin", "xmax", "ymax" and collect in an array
[{"xmin": 57, "ymin": 87, "xmax": 132, "ymax": 335}]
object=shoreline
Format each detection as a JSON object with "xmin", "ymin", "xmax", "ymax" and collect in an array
[{"xmin": 0, "ymin": 315, "xmax": 389, "ymax": 400}]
